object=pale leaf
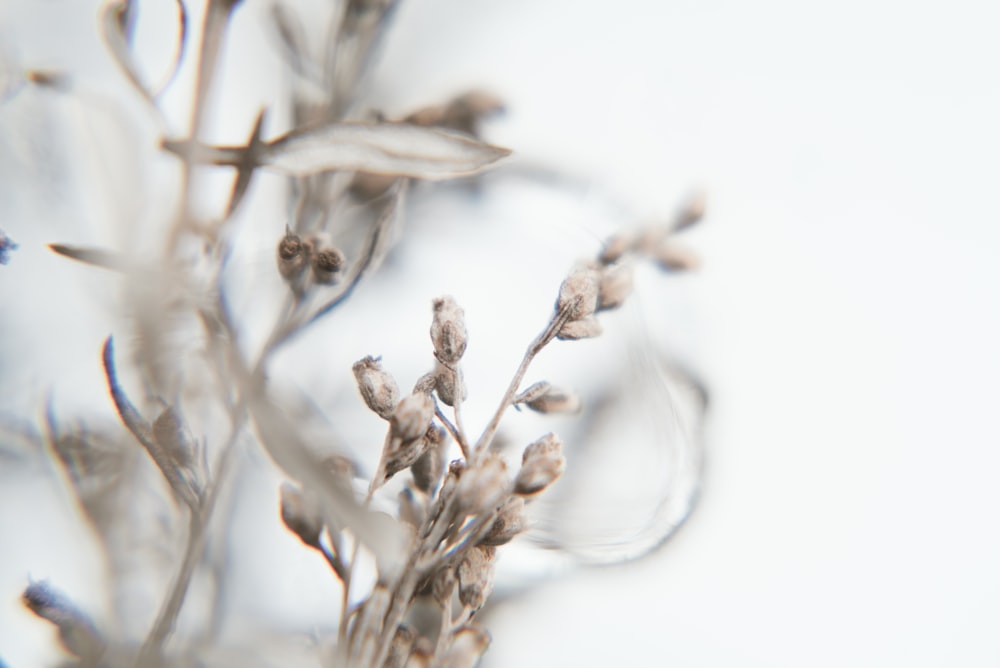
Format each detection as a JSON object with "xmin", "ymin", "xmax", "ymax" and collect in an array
[{"xmin": 262, "ymin": 122, "xmax": 512, "ymax": 179}]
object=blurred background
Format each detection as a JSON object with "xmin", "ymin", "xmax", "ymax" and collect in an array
[{"xmin": 2, "ymin": 0, "xmax": 999, "ymax": 666}]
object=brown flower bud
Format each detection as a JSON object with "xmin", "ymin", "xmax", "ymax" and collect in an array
[
  {"xmin": 390, "ymin": 393, "xmax": 435, "ymax": 443},
  {"xmin": 514, "ymin": 432, "xmax": 565, "ymax": 496},
  {"xmin": 597, "ymin": 263, "xmax": 634, "ymax": 311},
  {"xmin": 279, "ymin": 481, "xmax": 323, "ymax": 547},
  {"xmin": 515, "ymin": 382, "xmax": 581, "ymax": 414},
  {"xmin": 430, "ymin": 296, "xmax": 468, "ymax": 364},
  {"xmin": 481, "ymin": 496, "xmax": 526, "ymax": 546},
  {"xmin": 433, "ymin": 361, "xmax": 467, "ymax": 407},
  {"xmin": 277, "ymin": 229, "xmax": 309, "ymax": 280},
  {"xmin": 654, "ymin": 241, "xmax": 700, "ymax": 272},
  {"xmin": 411, "ymin": 425, "xmax": 447, "ymax": 493},
  {"xmin": 456, "ymin": 546, "xmax": 496, "ymax": 611},
  {"xmin": 556, "ymin": 265, "xmax": 600, "ymax": 321},
  {"xmin": 556, "ymin": 316, "xmax": 603, "ymax": 340},
  {"xmin": 353, "ymin": 356, "xmax": 400, "ymax": 420},
  {"xmin": 455, "ymin": 452, "xmax": 508, "ymax": 515},
  {"xmin": 442, "ymin": 625, "xmax": 491, "ymax": 668},
  {"xmin": 311, "ymin": 246, "xmax": 346, "ymax": 284}
]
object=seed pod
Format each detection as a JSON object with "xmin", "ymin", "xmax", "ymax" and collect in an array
[
  {"xmin": 455, "ymin": 452, "xmax": 508, "ymax": 515},
  {"xmin": 277, "ymin": 229, "xmax": 309, "ymax": 280},
  {"xmin": 430, "ymin": 296, "xmax": 468, "ymax": 364},
  {"xmin": 311, "ymin": 246, "xmax": 346, "ymax": 284},
  {"xmin": 353, "ymin": 356, "xmax": 400, "ymax": 420},
  {"xmin": 434, "ymin": 360, "xmax": 467, "ymax": 407},
  {"xmin": 654, "ymin": 241, "xmax": 700, "ymax": 272},
  {"xmin": 279, "ymin": 481, "xmax": 323, "ymax": 547},
  {"xmin": 514, "ymin": 432, "xmax": 566, "ymax": 496},
  {"xmin": 442, "ymin": 625, "xmax": 491, "ymax": 668},
  {"xmin": 517, "ymin": 383, "xmax": 581, "ymax": 414},
  {"xmin": 557, "ymin": 316, "xmax": 603, "ymax": 341},
  {"xmin": 411, "ymin": 425, "xmax": 447, "ymax": 493},
  {"xmin": 556, "ymin": 265, "xmax": 600, "ymax": 321},
  {"xmin": 383, "ymin": 429, "xmax": 432, "ymax": 481},
  {"xmin": 390, "ymin": 393, "xmax": 435, "ymax": 443},
  {"xmin": 481, "ymin": 496, "xmax": 526, "ymax": 546},
  {"xmin": 598, "ymin": 232, "xmax": 634, "ymax": 265},
  {"xmin": 597, "ymin": 262, "xmax": 634, "ymax": 311},
  {"xmin": 456, "ymin": 546, "xmax": 496, "ymax": 611}
]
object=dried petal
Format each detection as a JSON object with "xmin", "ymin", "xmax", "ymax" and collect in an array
[
  {"xmin": 262, "ymin": 122, "xmax": 511, "ymax": 179},
  {"xmin": 353, "ymin": 356, "xmax": 401, "ymax": 420},
  {"xmin": 430, "ymin": 296, "xmax": 468, "ymax": 364},
  {"xmin": 514, "ymin": 433, "xmax": 566, "ymax": 496}
]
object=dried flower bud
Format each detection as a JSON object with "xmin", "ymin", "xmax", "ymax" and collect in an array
[
  {"xmin": 673, "ymin": 191, "xmax": 706, "ymax": 232},
  {"xmin": 412, "ymin": 425, "xmax": 447, "ymax": 493},
  {"xmin": 455, "ymin": 452, "xmax": 508, "ymax": 515},
  {"xmin": 431, "ymin": 565, "xmax": 456, "ymax": 606},
  {"xmin": 514, "ymin": 432, "xmax": 566, "ymax": 496},
  {"xmin": 442, "ymin": 625, "xmax": 491, "ymax": 668},
  {"xmin": 383, "ymin": 428, "xmax": 432, "ymax": 481},
  {"xmin": 654, "ymin": 242, "xmax": 700, "ymax": 272},
  {"xmin": 481, "ymin": 496, "xmax": 526, "ymax": 546},
  {"xmin": 311, "ymin": 246, "xmax": 346, "ymax": 284},
  {"xmin": 384, "ymin": 624, "xmax": 417, "ymax": 668},
  {"xmin": 456, "ymin": 546, "xmax": 496, "ymax": 611},
  {"xmin": 22, "ymin": 581, "xmax": 104, "ymax": 661},
  {"xmin": 391, "ymin": 393, "xmax": 435, "ymax": 444},
  {"xmin": 597, "ymin": 263, "xmax": 634, "ymax": 311},
  {"xmin": 599, "ymin": 232, "xmax": 635, "ymax": 265},
  {"xmin": 277, "ymin": 229, "xmax": 309, "ymax": 280},
  {"xmin": 279, "ymin": 481, "xmax": 323, "ymax": 547},
  {"xmin": 353, "ymin": 356, "xmax": 400, "ymax": 420},
  {"xmin": 557, "ymin": 316, "xmax": 603, "ymax": 341},
  {"xmin": 515, "ymin": 382, "xmax": 581, "ymax": 414},
  {"xmin": 434, "ymin": 361, "xmax": 467, "ymax": 407},
  {"xmin": 430, "ymin": 296, "xmax": 468, "ymax": 364},
  {"xmin": 556, "ymin": 265, "xmax": 600, "ymax": 321}
]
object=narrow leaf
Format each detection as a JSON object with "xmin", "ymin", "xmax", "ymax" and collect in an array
[
  {"xmin": 49, "ymin": 243, "xmax": 131, "ymax": 272},
  {"xmin": 262, "ymin": 122, "xmax": 511, "ymax": 179}
]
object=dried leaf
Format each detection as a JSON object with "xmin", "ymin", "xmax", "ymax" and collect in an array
[{"xmin": 262, "ymin": 122, "xmax": 511, "ymax": 179}]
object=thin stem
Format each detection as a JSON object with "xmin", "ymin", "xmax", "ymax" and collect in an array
[
  {"xmin": 471, "ymin": 305, "xmax": 573, "ymax": 456},
  {"xmin": 434, "ymin": 405, "xmax": 468, "ymax": 460}
]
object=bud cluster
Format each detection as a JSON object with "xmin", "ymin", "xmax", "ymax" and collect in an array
[{"xmin": 275, "ymin": 228, "xmax": 347, "ymax": 289}]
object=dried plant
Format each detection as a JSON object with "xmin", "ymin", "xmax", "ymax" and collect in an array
[{"xmin": 2, "ymin": 2, "xmax": 706, "ymax": 667}]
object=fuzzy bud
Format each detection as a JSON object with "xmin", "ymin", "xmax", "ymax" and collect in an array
[
  {"xmin": 279, "ymin": 481, "xmax": 323, "ymax": 547},
  {"xmin": 411, "ymin": 425, "xmax": 447, "ymax": 493},
  {"xmin": 311, "ymin": 246, "xmax": 346, "ymax": 284},
  {"xmin": 353, "ymin": 356, "xmax": 400, "ymax": 420},
  {"xmin": 515, "ymin": 382, "xmax": 581, "ymax": 414},
  {"xmin": 390, "ymin": 393, "xmax": 435, "ymax": 444},
  {"xmin": 442, "ymin": 625, "xmax": 491, "ymax": 668},
  {"xmin": 433, "ymin": 361, "xmax": 467, "ymax": 407},
  {"xmin": 557, "ymin": 316, "xmax": 603, "ymax": 341},
  {"xmin": 430, "ymin": 296, "xmax": 468, "ymax": 364},
  {"xmin": 598, "ymin": 232, "xmax": 634, "ymax": 265},
  {"xmin": 556, "ymin": 265, "xmax": 600, "ymax": 321},
  {"xmin": 277, "ymin": 230, "xmax": 309, "ymax": 280},
  {"xmin": 455, "ymin": 452, "xmax": 508, "ymax": 515},
  {"xmin": 514, "ymin": 433, "xmax": 566, "ymax": 496},
  {"xmin": 456, "ymin": 546, "xmax": 496, "ymax": 611},
  {"xmin": 597, "ymin": 263, "xmax": 634, "ymax": 311},
  {"xmin": 481, "ymin": 496, "xmax": 526, "ymax": 546},
  {"xmin": 654, "ymin": 242, "xmax": 700, "ymax": 272}
]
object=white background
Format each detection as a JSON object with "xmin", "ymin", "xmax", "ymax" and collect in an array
[{"xmin": 2, "ymin": 0, "xmax": 1000, "ymax": 666}]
